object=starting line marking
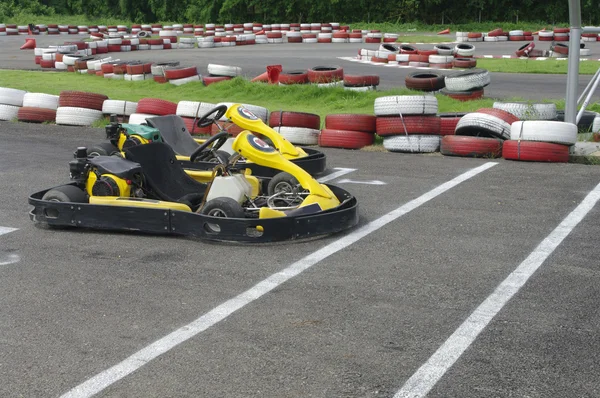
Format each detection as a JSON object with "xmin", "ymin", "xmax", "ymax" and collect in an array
[
  {"xmin": 394, "ymin": 180, "xmax": 600, "ymax": 398},
  {"xmin": 338, "ymin": 178, "xmax": 386, "ymax": 185},
  {"xmin": 316, "ymin": 167, "xmax": 356, "ymax": 183},
  {"xmin": 0, "ymin": 226, "xmax": 20, "ymax": 266},
  {"xmin": 0, "ymin": 226, "xmax": 18, "ymax": 236},
  {"xmin": 60, "ymin": 162, "xmax": 497, "ymax": 398}
]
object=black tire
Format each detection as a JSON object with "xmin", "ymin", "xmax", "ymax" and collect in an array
[
  {"xmin": 41, "ymin": 185, "xmax": 88, "ymax": 203},
  {"xmin": 267, "ymin": 172, "xmax": 300, "ymax": 196},
  {"xmin": 87, "ymin": 142, "xmax": 120, "ymax": 157},
  {"xmin": 201, "ymin": 197, "xmax": 245, "ymax": 218},
  {"xmin": 405, "ymin": 72, "xmax": 445, "ymax": 91},
  {"xmin": 555, "ymin": 110, "xmax": 598, "ymax": 131}
]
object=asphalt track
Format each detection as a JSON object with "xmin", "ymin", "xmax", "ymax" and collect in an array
[
  {"xmin": 1, "ymin": 34, "xmax": 600, "ymax": 398},
  {"xmin": 0, "ymin": 35, "xmax": 600, "ymax": 101},
  {"xmin": 1, "ymin": 121, "xmax": 600, "ymax": 397}
]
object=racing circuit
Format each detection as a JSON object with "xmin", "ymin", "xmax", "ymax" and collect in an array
[{"xmin": 1, "ymin": 33, "xmax": 600, "ymax": 398}]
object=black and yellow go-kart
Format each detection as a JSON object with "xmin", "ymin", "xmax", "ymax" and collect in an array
[
  {"xmin": 29, "ymin": 127, "xmax": 358, "ymax": 242},
  {"xmin": 90, "ymin": 104, "xmax": 326, "ymax": 178}
]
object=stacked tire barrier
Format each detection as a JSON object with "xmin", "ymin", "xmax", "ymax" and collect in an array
[
  {"xmin": 374, "ymin": 95, "xmax": 441, "ymax": 153},
  {"xmin": 441, "ymin": 69, "xmax": 490, "ymax": 101},
  {"xmin": 358, "ymin": 43, "xmax": 477, "ymax": 70},
  {"xmin": 56, "ymin": 91, "xmax": 107, "ymax": 126},
  {"xmin": 18, "ymin": 93, "xmax": 59, "ymax": 123},
  {"xmin": 320, "ymin": 114, "xmax": 377, "ymax": 149},
  {"xmin": 269, "ymin": 110, "xmax": 320, "ymax": 145},
  {"xmin": 503, "ymin": 121, "xmax": 577, "ymax": 162},
  {"xmin": 0, "ymin": 88, "xmax": 26, "ymax": 121},
  {"xmin": 441, "ymin": 108, "xmax": 517, "ymax": 158},
  {"xmin": 128, "ymin": 98, "xmax": 177, "ymax": 125},
  {"xmin": 102, "ymin": 99, "xmax": 138, "ymax": 119},
  {"xmin": 175, "ymin": 101, "xmax": 215, "ymax": 134}
]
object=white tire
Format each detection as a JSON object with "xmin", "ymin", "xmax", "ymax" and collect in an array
[
  {"xmin": 0, "ymin": 87, "xmax": 27, "ymax": 106},
  {"xmin": 539, "ymin": 31, "xmax": 554, "ymax": 37},
  {"xmin": 127, "ymin": 113, "xmax": 156, "ymax": 125},
  {"xmin": 455, "ymin": 32, "xmax": 468, "ymax": 37},
  {"xmin": 492, "ymin": 102, "xmax": 557, "ymax": 120},
  {"xmin": 580, "ymin": 48, "xmax": 591, "ymax": 56},
  {"xmin": 510, "ymin": 121, "xmax": 577, "ymax": 145},
  {"xmin": 22, "ymin": 93, "xmax": 59, "ymax": 110},
  {"xmin": 344, "ymin": 85, "xmax": 376, "ymax": 92},
  {"xmin": 383, "ymin": 135, "xmax": 440, "ymax": 153},
  {"xmin": 169, "ymin": 75, "xmax": 201, "ymax": 86},
  {"xmin": 374, "ymin": 95, "xmax": 438, "ymax": 116},
  {"xmin": 593, "ymin": 116, "xmax": 600, "ymax": 133},
  {"xmin": 484, "ymin": 36, "xmax": 499, "ymax": 42},
  {"xmin": 456, "ymin": 113, "xmax": 512, "ymax": 139},
  {"xmin": 434, "ymin": 45, "xmax": 454, "ymax": 55},
  {"xmin": 0, "ymin": 104, "xmax": 19, "ymax": 121},
  {"xmin": 273, "ymin": 126, "xmax": 319, "ymax": 145},
  {"xmin": 62, "ymin": 55, "xmax": 82, "ymax": 66},
  {"xmin": 102, "ymin": 100, "xmax": 138, "ymax": 116},
  {"xmin": 176, "ymin": 101, "xmax": 216, "ymax": 118},
  {"xmin": 56, "ymin": 107, "xmax": 103, "ymax": 126},
  {"xmin": 429, "ymin": 55, "xmax": 454, "ymax": 64},
  {"xmin": 207, "ymin": 63, "xmax": 242, "ymax": 77},
  {"xmin": 509, "ymin": 30, "xmax": 524, "ymax": 36},
  {"xmin": 453, "ymin": 43, "xmax": 475, "ymax": 57},
  {"xmin": 445, "ymin": 69, "xmax": 490, "ymax": 91}
]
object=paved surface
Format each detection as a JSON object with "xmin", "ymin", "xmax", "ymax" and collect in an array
[
  {"xmin": 1, "ymin": 121, "xmax": 600, "ymax": 397},
  {"xmin": 1, "ymin": 35, "xmax": 600, "ymax": 101}
]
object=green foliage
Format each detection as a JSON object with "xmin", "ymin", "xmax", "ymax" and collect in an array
[{"xmin": 1, "ymin": 0, "xmax": 598, "ymax": 25}]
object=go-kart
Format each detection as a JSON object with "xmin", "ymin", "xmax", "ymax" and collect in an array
[
  {"xmin": 29, "ymin": 125, "xmax": 358, "ymax": 242},
  {"xmin": 89, "ymin": 104, "xmax": 326, "ymax": 177}
]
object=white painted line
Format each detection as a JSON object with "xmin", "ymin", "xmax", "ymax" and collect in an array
[
  {"xmin": 317, "ymin": 167, "xmax": 356, "ymax": 183},
  {"xmin": 337, "ymin": 178, "xmax": 386, "ymax": 186},
  {"xmin": 0, "ymin": 253, "xmax": 20, "ymax": 266},
  {"xmin": 0, "ymin": 226, "xmax": 18, "ymax": 236},
  {"xmin": 60, "ymin": 162, "xmax": 497, "ymax": 398},
  {"xmin": 394, "ymin": 180, "xmax": 600, "ymax": 398}
]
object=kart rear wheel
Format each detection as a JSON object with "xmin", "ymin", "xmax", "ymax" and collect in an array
[
  {"xmin": 267, "ymin": 172, "xmax": 300, "ymax": 196},
  {"xmin": 201, "ymin": 197, "xmax": 245, "ymax": 218},
  {"xmin": 42, "ymin": 185, "xmax": 88, "ymax": 203},
  {"xmin": 87, "ymin": 142, "xmax": 120, "ymax": 157}
]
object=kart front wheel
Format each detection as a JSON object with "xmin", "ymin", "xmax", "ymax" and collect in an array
[
  {"xmin": 201, "ymin": 197, "xmax": 245, "ymax": 218},
  {"xmin": 267, "ymin": 172, "xmax": 300, "ymax": 196},
  {"xmin": 87, "ymin": 142, "xmax": 120, "ymax": 157},
  {"xmin": 41, "ymin": 185, "xmax": 88, "ymax": 203}
]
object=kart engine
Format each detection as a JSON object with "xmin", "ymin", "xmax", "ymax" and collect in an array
[{"xmin": 91, "ymin": 175, "xmax": 129, "ymax": 197}]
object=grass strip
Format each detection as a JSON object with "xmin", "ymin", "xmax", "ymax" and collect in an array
[{"xmin": 476, "ymin": 59, "xmax": 600, "ymax": 75}]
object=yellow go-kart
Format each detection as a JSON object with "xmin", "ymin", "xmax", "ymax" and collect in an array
[
  {"xmin": 92, "ymin": 104, "xmax": 326, "ymax": 177},
  {"xmin": 29, "ymin": 107, "xmax": 358, "ymax": 242}
]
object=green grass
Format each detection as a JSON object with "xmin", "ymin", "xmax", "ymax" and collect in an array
[
  {"xmin": 347, "ymin": 21, "xmax": 558, "ymax": 35},
  {"xmin": 396, "ymin": 35, "xmax": 455, "ymax": 43},
  {"xmin": 476, "ymin": 59, "xmax": 600, "ymax": 75},
  {"xmin": 0, "ymin": 70, "xmax": 598, "ymax": 119}
]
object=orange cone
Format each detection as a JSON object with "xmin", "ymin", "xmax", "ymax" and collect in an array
[
  {"xmin": 20, "ymin": 38, "xmax": 36, "ymax": 50},
  {"xmin": 251, "ymin": 71, "xmax": 269, "ymax": 83},
  {"xmin": 266, "ymin": 64, "xmax": 282, "ymax": 84},
  {"xmin": 437, "ymin": 28, "xmax": 450, "ymax": 35}
]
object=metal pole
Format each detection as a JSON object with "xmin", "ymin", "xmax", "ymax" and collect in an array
[
  {"xmin": 577, "ymin": 67, "xmax": 600, "ymax": 105},
  {"xmin": 576, "ymin": 69, "xmax": 600, "ymax": 124},
  {"xmin": 564, "ymin": 0, "xmax": 582, "ymax": 126}
]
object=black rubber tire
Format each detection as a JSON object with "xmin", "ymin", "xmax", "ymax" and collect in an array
[
  {"xmin": 405, "ymin": 72, "xmax": 445, "ymax": 91},
  {"xmin": 267, "ymin": 172, "xmax": 300, "ymax": 196},
  {"xmin": 87, "ymin": 142, "xmax": 120, "ymax": 157},
  {"xmin": 41, "ymin": 185, "xmax": 88, "ymax": 203},
  {"xmin": 201, "ymin": 197, "xmax": 245, "ymax": 218},
  {"xmin": 555, "ymin": 110, "xmax": 598, "ymax": 131}
]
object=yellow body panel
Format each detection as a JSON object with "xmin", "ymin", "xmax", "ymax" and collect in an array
[
  {"xmin": 117, "ymin": 133, "xmax": 149, "ymax": 151},
  {"xmin": 258, "ymin": 207, "xmax": 287, "ymax": 218},
  {"xmin": 225, "ymin": 104, "xmax": 307, "ymax": 158},
  {"xmin": 85, "ymin": 173, "xmax": 131, "ymax": 198},
  {"xmin": 89, "ymin": 196, "xmax": 192, "ymax": 211}
]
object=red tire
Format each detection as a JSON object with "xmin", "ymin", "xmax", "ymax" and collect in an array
[
  {"xmin": 307, "ymin": 66, "xmax": 343, "ymax": 83},
  {"xmin": 441, "ymin": 88, "xmax": 484, "ymax": 101},
  {"xmin": 343, "ymin": 74, "xmax": 380, "ymax": 87},
  {"xmin": 417, "ymin": 49, "xmax": 438, "ymax": 56},
  {"xmin": 153, "ymin": 76, "xmax": 167, "ymax": 84},
  {"xmin": 202, "ymin": 76, "xmax": 232, "ymax": 85},
  {"xmin": 488, "ymin": 28, "xmax": 503, "ymax": 37},
  {"xmin": 476, "ymin": 108, "xmax": 520, "ymax": 125},
  {"xmin": 376, "ymin": 116, "xmax": 441, "ymax": 136},
  {"xmin": 59, "ymin": 91, "xmax": 108, "ymax": 111},
  {"xmin": 553, "ymin": 43, "xmax": 569, "ymax": 55},
  {"xmin": 553, "ymin": 27, "xmax": 570, "ymax": 34},
  {"xmin": 365, "ymin": 37, "xmax": 381, "ymax": 43},
  {"xmin": 405, "ymin": 72, "xmax": 445, "ymax": 91},
  {"xmin": 539, "ymin": 36, "xmax": 554, "ymax": 41},
  {"xmin": 371, "ymin": 56, "xmax": 388, "ymax": 63},
  {"xmin": 452, "ymin": 58, "xmax": 477, "ymax": 68},
  {"xmin": 319, "ymin": 129, "xmax": 374, "ymax": 149},
  {"xmin": 126, "ymin": 63, "xmax": 152, "ymax": 75},
  {"xmin": 400, "ymin": 45, "xmax": 418, "ymax": 54},
  {"xmin": 467, "ymin": 32, "xmax": 483, "ymax": 38},
  {"xmin": 269, "ymin": 111, "xmax": 320, "ymax": 130},
  {"xmin": 502, "ymin": 140, "xmax": 569, "ymax": 162},
  {"xmin": 440, "ymin": 136, "xmax": 503, "ymax": 158},
  {"xmin": 279, "ymin": 70, "xmax": 309, "ymax": 84},
  {"xmin": 181, "ymin": 117, "xmax": 212, "ymax": 135},
  {"xmin": 325, "ymin": 114, "xmax": 377, "ymax": 133},
  {"xmin": 101, "ymin": 63, "xmax": 114, "ymax": 73},
  {"xmin": 515, "ymin": 42, "xmax": 535, "ymax": 57},
  {"xmin": 164, "ymin": 67, "xmax": 199, "ymax": 80},
  {"xmin": 40, "ymin": 60, "xmax": 54, "ymax": 68},
  {"xmin": 408, "ymin": 54, "xmax": 429, "ymax": 63},
  {"xmin": 439, "ymin": 113, "xmax": 466, "ymax": 135},
  {"xmin": 509, "ymin": 35, "xmax": 525, "ymax": 41},
  {"xmin": 17, "ymin": 107, "xmax": 57, "ymax": 123},
  {"xmin": 137, "ymin": 98, "xmax": 177, "ymax": 115}
]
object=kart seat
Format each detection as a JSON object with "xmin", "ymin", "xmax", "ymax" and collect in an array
[
  {"xmin": 145, "ymin": 115, "xmax": 199, "ymax": 157},
  {"xmin": 124, "ymin": 142, "xmax": 207, "ymax": 210}
]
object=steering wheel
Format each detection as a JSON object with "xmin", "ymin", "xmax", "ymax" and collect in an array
[
  {"xmin": 189, "ymin": 132, "xmax": 229, "ymax": 163},
  {"xmin": 197, "ymin": 104, "xmax": 228, "ymax": 128}
]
